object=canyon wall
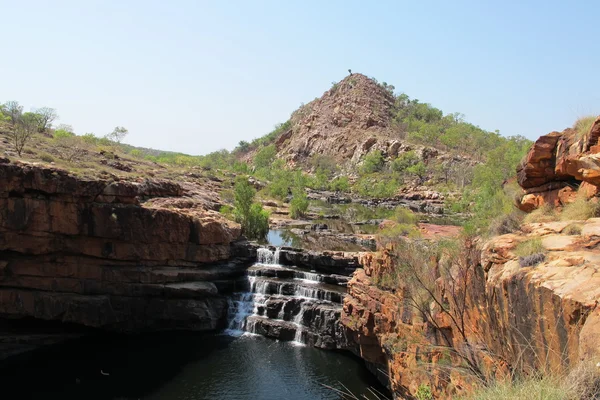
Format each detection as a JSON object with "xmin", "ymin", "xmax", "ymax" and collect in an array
[{"xmin": 0, "ymin": 161, "xmax": 246, "ymax": 333}]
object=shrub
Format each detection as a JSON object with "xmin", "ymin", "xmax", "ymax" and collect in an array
[
  {"xmin": 329, "ymin": 176, "xmax": 350, "ymax": 192},
  {"xmin": 488, "ymin": 210, "xmax": 524, "ymax": 236},
  {"xmin": 524, "ymin": 204, "xmax": 556, "ymax": 224},
  {"xmin": 514, "ymin": 238, "xmax": 545, "ymax": 257},
  {"xmin": 519, "ymin": 253, "xmax": 545, "ymax": 267},
  {"xmin": 393, "ymin": 207, "xmax": 418, "ymax": 225},
  {"xmin": 253, "ymin": 144, "xmax": 277, "ymax": 169},
  {"xmin": 415, "ymin": 384, "xmax": 433, "ymax": 400},
  {"xmin": 560, "ymin": 197, "xmax": 600, "ymax": 221},
  {"xmin": 289, "ymin": 188, "xmax": 309, "ymax": 219},
  {"xmin": 232, "ymin": 177, "xmax": 270, "ymax": 239},
  {"xmin": 53, "ymin": 129, "xmax": 75, "ymax": 139},
  {"xmin": 39, "ymin": 153, "xmax": 55, "ymax": 163},
  {"xmin": 360, "ymin": 150, "xmax": 385, "ymax": 174},
  {"xmin": 563, "ymin": 223, "xmax": 582, "ymax": 235},
  {"xmin": 391, "ymin": 150, "xmax": 418, "ymax": 172},
  {"xmin": 574, "ymin": 115, "xmax": 597, "ymax": 139}
]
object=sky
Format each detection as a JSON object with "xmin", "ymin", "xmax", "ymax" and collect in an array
[{"xmin": 1, "ymin": 0, "xmax": 599, "ymax": 155}]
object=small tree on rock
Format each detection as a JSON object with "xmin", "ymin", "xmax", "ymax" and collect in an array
[
  {"xmin": 106, "ymin": 126, "xmax": 128, "ymax": 143},
  {"xmin": 10, "ymin": 113, "xmax": 37, "ymax": 156},
  {"xmin": 232, "ymin": 176, "xmax": 269, "ymax": 239},
  {"xmin": 32, "ymin": 107, "xmax": 58, "ymax": 132}
]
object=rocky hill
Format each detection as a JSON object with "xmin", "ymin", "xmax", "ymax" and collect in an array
[
  {"xmin": 243, "ymin": 73, "xmax": 467, "ymax": 170},
  {"xmin": 274, "ymin": 74, "xmax": 398, "ymax": 165}
]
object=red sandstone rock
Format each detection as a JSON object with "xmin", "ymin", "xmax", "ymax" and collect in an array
[
  {"xmin": 516, "ymin": 116, "xmax": 600, "ymax": 211},
  {"xmin": 0, "ymin": 162, "xmax": 243, "ymax": 332}
]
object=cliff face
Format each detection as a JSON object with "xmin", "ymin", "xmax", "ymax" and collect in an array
[
  {"xmin": 516, "ymin": 116, "xmax": 600, "ymax": 211},
  {"xmin": 342, "ymin": 221, "xmax": 600, "ymax": 398},
  {"xmin": 0, "ymin": 160, "xmax": 245, "ymax": 332}
]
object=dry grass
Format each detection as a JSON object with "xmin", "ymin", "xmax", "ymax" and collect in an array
[
  {"xmin": 514, "ymin": 238, "xmax": 545, "ymax": 257},
  {"xmin": 574, "ymin": 115, "xmax": 597, "ymax": 139},
  {"xmin": 464, "ymin": 361, "xmax": 600, "ymax": 400},
  {"xmin": 563, "ymin": 223, "xmax": 583, "ymax": 235},
  {"xmin": 560, "ymin": 196, "xmax": 600, "ymax": 221},
  {"xmin": 524, "ymin": 204, "xmax": 557, "ymax": 224}
]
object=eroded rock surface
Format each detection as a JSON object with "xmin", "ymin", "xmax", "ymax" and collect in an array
[
  {"xmin": 0, "ymin": 162, "xmax": 245, "ymax": 333},
  {"xmin": 342, "ymin": 219, "xmax": 600, "ymax": 398},
  {"xmin": 516, "ymin": 116, "xmax": 600, "ymax": 211}
]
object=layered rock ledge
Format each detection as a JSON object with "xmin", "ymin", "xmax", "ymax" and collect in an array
[
  {"xmin": 342, "ymin": 220, "xmax": 600, "ymax": 398},
  {"xmin": 0, "ymin": 161, "xmax": 246, "ymax": 334}
]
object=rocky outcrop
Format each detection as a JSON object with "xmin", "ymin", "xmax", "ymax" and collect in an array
[
  {"xmin": 0, "ymin": 161, "xmax": 246, "ymax": 333},
  {"xmin": 516, "ymin": 116, "xmax": 600, "ymax": 211},
  {"xmin": 342, "ymin": 219, "xmax": 600, "ymax": 398}
]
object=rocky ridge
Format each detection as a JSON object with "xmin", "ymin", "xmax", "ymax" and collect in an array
[
  {"xmin": 0, "ymin": 160, "xmax": 246, "ymax": 334},
  {"xmin": 516, "ymin": 116, "xmax": 600, "ymax": 211}
]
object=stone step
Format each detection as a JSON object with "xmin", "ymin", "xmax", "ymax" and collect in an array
[
  {"xmin": 248, "ymin": 277, "xmax": 346, "ymax": 303},
  {"xmin": 247, "ymin": 265, "xmax": 349, "ymax": 286}
]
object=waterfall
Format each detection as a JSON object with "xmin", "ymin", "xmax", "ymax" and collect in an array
[
  {"xmin": 256, "ymin": 247, "xmax": 281, "ymax": 265},
  {"xmin": 225, "ymin": 257, "xmax": 346, "ymax": 345}
]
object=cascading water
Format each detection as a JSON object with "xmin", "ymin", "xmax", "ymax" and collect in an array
[{"xmin": 226, "ymin": 246, "xmax": 347, "ymax": 345}]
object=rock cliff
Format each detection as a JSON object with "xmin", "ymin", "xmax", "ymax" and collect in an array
[
  {"xmin": 342, "ymin": 219, "xmax": 600, "ymax": 398},
  {"xmin": 0, "ymin": 160, "xmax": 246, "ymax": 333},
  {"xmin": 516, "ymin": 116, "xmax": 600, "ymax": 211}
]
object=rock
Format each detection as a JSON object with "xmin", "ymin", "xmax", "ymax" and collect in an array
[
  {"xmin": 0, "ymin": 162, "xmax": 244, "ymax": 334},
  {"xmin": 516, "ymin": 116, "xmax": 600, "ymax": 212},
  {"xmin": 310, "ymin": 223, "xmax": 328, "ymax": 231},
  {"xmin": 343, "ymin": 219, "xmax": 600, "ymax": 398}
]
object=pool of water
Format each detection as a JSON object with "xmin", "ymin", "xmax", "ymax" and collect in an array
[{"xmin": 0, "ymin": 332, "xmax": 388, "ymax": 400}]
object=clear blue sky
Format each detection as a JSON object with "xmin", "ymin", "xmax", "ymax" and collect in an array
[{"xmin": 1, "ymin": 0, "xmax": 598, "ymax": 155}]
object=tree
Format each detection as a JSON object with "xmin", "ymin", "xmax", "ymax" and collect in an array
[
  {"xmin": 254, "ymin": 144, "xmax": 277, "ymax": 169},
  {"xmin": 289, "ymin": 187, "xmax": 309, "ymax": 218},
  {"xmin": 237, "ymin": 140, "xmax": 250, "ymax": 152},
  {"xmin": 3, "ymin": 101, "xmax": 23, "ymax": 125},
  {"xmin": 406, "ymin": 161, "xmax": 427, "ymax": 182},
  {"xmin": 232, "ymin": 176, "xmax": 269, "ymax": 239},
  {"xmin": 9, "ymin": 114, "xmax": 37, "ymax": 156},
  {"xmin": 106, "ymin": 126, "xmax": 128, "ymax": 143},
  {"xmin": 32, "ymin": 107, "xmax": 58, "ymax": 132},
  {"xmin": 361, "ymin": 150, "xmax": 385, "ymax": 174}
]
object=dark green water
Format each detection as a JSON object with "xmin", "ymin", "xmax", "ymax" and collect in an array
[{"xmin": 0, "ymin": 332, "xmax": 388, "ymax": 400}]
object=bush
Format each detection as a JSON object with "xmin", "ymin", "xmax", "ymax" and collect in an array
[
  {"xmin": 574, "ymin": 115, "xmax": 597, "ymax": 139},
  {"xmin": 253, "ymin": 144, "xmax": 277, "ymax": 169},
  {"xmin": 524, "ymin": 204, "xmax": 556, "ymax": 224},
  {"xmin": 488, "ymin": 210, "xmax": 524, "ymax": 236},
  {"xmin": 563, "ymin": 223, "xmax": 582, "ymax": 235},
  {"xmin": 415, "ymin": 384, "xmax": 433, "ymax": 400},
  {"xmin": 360, "ymin": 150, "xmax": 385, "ymax": 174},
  {"xmin": 514, "ymin": 238, "xmax": 545, "ymax": 257},
  {"xmin": 391, "ymin": 150, "xmax": 419, "ymax": 172},
  {"xmin": 289, "ymin": 188, "xmax": 309, "ymax": 219},
  {"xmin": 560, "ymin": 197, "xmax": 600, "ymax": 221},
  {"xmin": 232, "ymin": 177, "xmax": 270, "ymax": 239},
  {"xmin": 393, "ymin": 207, "xmax": 418, "ymax": 225},
  {"xmin": 53, "ymin": 129, "xmax": 75, "ymax": 139},
  {"xmin": 39, "ymin": 153, "xmax": 55, "ymax": 163},
  {"xmin": 329, "ymin": 176, "xmax": 350, "ymax": 192},
  {"xmin": 519, "ymin": 253, "xmax": 545, "ymax": 267}
]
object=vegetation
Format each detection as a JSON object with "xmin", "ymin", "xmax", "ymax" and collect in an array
[
  {"xmin": 514, "ymin": 238, "xmax": 545, "ymax": 257},
  {"xmin": 574, "ymin": 115, "xmax": 596, "ymax": 139},
  {"xmin": 289, "ymin": 187, "xmax": 309, "ymax": 219},
  {"xmin": 232, "ymin": 177, "xmax": 269, "ymax": 239}
]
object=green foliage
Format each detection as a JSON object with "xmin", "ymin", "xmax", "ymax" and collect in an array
[
  {"xmin": 415, "ymin": 384, "xmax": 433, "ymax": 400},
  {"xmin": 39, "ymin": 153, "xmax": 55, "ymax": 163},
  {"xmin": 129, "ymin": 149, "xmax": 142, "ymax": 158},
  {"xmin": 406, "ymin": 161, "xmax": 426, "ymax": 180},
  {"xmin": 514, "ymin": 238, "xmax": 545, "ymax": 257},
  {"xmin": 289, "ymin": 188, "xmax": 309, "ymax": 219},
  {"xmin": 53, "ymin": 129, "xmax": 75, "ymax": 139},
  {"xmin": 329, "ymin": 176, "xmax": 350, "ymax": 192},
  {"xmin": 355, "ymin": 174, "xmax": 400, "ymax": 198},
  {"xmin": 232, "ymin": 177, "xmax": 269, "ymax": 239},
  {"xmin": 310, "ymin": 155, "xmax": 338, "ymax": 176},
  {"xmin": 391, "ymin": 150, "xmax": 418, "ymax": 172},
  {"xmin": 105, "ymin": 126, "xmax": 128, "ymax": 143},
  {"xmin": 254, "ymin": 144, "xmax": 277, "ymax": 169},
  {"xmin": 393, "ymin": 207, "xmax": 418, "ymax": 225},
  {"xmin": 360, "ymin": 150, "xmax": 385, "ymax": 174}
]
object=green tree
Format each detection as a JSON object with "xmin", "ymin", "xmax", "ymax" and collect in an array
[
  {"xmin": 391, "ymin": 151, "xmax": 419, "ymax": 172},
  {"xmin": 31, "ymin": 107, "xmax": 58, "ymax": 132},
  {"xmin": 406, "ymin": 161, "xmax": 427, "ymax": 181},
  {"xmin": 254, "ymin": 144, "xmax": 277, "ymax": 169},
  {"xmin": 232, "ymin": 177, "xmax": 269, "ymax": 239},
  {"xmin": 9, "ymin": 113, "xmax": 37, "ymax": 156},
  {"xmin": 3, "ymin": 101, "xmax": 23, "ymax": 125},
  {"xmin": 289, "ymin": 187, "xmax": 309, "ymax": 218},
  {"xmin": 361, "ymin": 150, "xmax": 385, "ymax": 174}
]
